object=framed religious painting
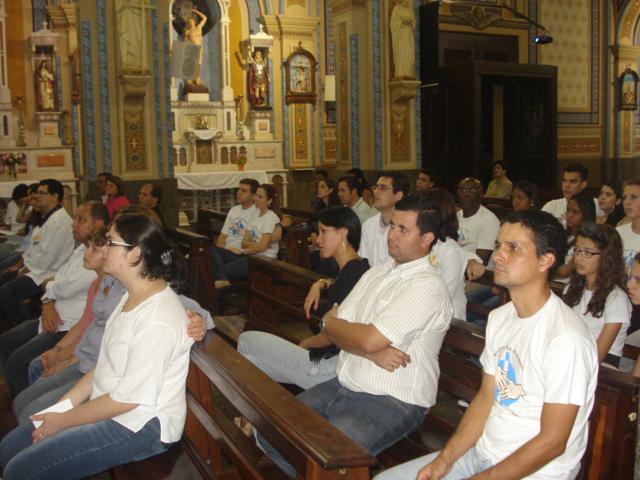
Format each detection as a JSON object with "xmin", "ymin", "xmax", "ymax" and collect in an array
[
  {"xmin": 620, "ymin": 66, "xmax": 639, "ymax": 111},
  {"xmin": 284, "ymin": 45, "xmax": 317, "ymax": 105}
]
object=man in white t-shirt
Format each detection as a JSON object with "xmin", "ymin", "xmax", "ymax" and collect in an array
[
  {"xmin": 456, "ymin": 178, "xmax": 500, "ymax": 265},
  {"xmin": 618, "ymin": 179, "xmax": 640, "ymax": 275},
  {"xmin": 359, "ymin": 171, "xmax": 409, "ymax": 267},
  {"xmin": 209, "ymin": 178, "xmax": 260, "ymax": 283},
  {"xmin": 337, "ymin": 175, "xmax": 375, "ymax": 225},
  {"xmin": 258, "ymin": 195, "xmax": 452, "ymax": 478},
  {"xmin": 542, "ymin": 163, "xmax": 601, "ymax": 228},
  {"xmin": 376, "ymin": 210, "xmax": 599, "ymax": 480}
]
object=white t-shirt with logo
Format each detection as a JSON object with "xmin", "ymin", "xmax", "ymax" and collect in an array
[
  {"xmin": 457, "ymin": 205, "xmax": 500, "ymax": 256},
  {"xmin": 477, "ymin": 293, "xmax": 598, "ymax": 479},
  {"xmin": 617, "ymin": 223, "xmax": 640, "ymax": 275},
  {"xmin": 221, "ymin": 204, "xmax": 259, "ymax": 250},
  {"xmin": 246, "ymin": 210, "xmax": 280, "ymax": 259},
  {"xmin": 569, "ymin": 286, "xmax": 631, "ymax": 358}
]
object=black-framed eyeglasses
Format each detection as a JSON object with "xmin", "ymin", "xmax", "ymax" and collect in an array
[
  {"xmin": 106, "ymin": 238, "xmax": 135, "ymax": 248},
  {"xmin": 570, "ymin": 246, "xmax": 602, "ymax": 259}
]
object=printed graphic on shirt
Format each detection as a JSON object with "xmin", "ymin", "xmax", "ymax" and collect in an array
[
  {"xmin": 229, "ymin": 219, "xmax": 248, "ymax": 239},
  {"xmin": 623, "ymin": 249, "xmax": 636, "ymax": 276},
  {"xmin": 495, "ymin": 348, "xmax": 526, "ymax": 406},
  {"xmin": 248, "ymin": 225, "xmax": 262, "ymax": 243},
  {"xmin": 457, "ymin": 228, "xmax": 470, "ymax": 248}
]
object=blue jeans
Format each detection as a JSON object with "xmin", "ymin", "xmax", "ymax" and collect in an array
[
  {"xmin": 0, "ymin": 416, "xmax": 168, "ymax": 480},
  {"xmin": 0, "ymin": 274, "xmax": 43, "ymax": 327},
  {"xmin": 258, "ymin": 377, "xmax": 427, "ymax": 478},
  {"xmin": 28, "ymin": 356, "xmax": 45, "ymax": 384},
  {"xmin": 209, "ymin": 246, "xmax": 248, "ymax": 281},
  {"xmin": 465, "ymin": 285, "xmax": 500, "ymax": 328},
  {"xmin": 373, "ymin": 447, "xmax": 493, "ymax": 480},
  {"xmin": 0, "ymin": 319, "xmax": 65, "ymax": 394},
  {"xmin": 13, "ymin": 362, "xmax": 84, "ymax": 424}
]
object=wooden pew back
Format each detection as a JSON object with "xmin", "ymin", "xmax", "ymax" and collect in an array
[{"xmin": 184, "ymin": 334, "xmax": 376, "ymax": 479}]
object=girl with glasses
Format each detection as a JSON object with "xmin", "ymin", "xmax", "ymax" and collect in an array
[
  {"xmin": 562, "ymin": 222, "xmax": 630, "ymax": 367},
  {"xmin": 0, "ymin": 212, "xmax": 195, "ymax": 479}
]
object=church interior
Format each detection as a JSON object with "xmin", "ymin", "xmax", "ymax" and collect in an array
[{"xmin": 0, "ymin": 1, "xmax": 638, "ymax": 479}]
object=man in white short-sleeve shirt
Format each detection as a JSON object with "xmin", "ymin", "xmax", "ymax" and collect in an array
[
  {"xmin": 456, "ymin": 178, "xmax": 500, "ymax": 266},
  {"xmin": 542, "ymin": 163, "xmax": 601, "ymax": 228},
  {"xmin": 258, "ymin": 195, "xmax": 452, "ymax": 478},
  {"xmin": 359, "ymin": 172, "xmax": 409, "ymax": 267},
  {"xmin": 376, "ymin": 209, "xmax": 599, "ymax": 480}
]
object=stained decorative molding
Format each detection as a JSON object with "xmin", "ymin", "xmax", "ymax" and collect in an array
[
  {"xmin": 286, "ymin": 0, "xmax": 305, "ymax": 7},
  {"xmin": 557, "ymin": 137, "xmax": 601, "ymax": 154},
  {"xmin": 450, "ymin": 4, "xmax": 502, "ymax": 30},
  {"xmin": 558, "ymin": 126, "xmax": 602, "ymax": 137},
  {"xmin": 328, "ymin": 0, "xmax": 367, "ymax": 16},
  {"xmin": 263, "ymin": 15, "xmax": 320, "ymax": 38},
  {"xmin": 119, "ymin": 74, "xmax": 151, "ymax": 99}
]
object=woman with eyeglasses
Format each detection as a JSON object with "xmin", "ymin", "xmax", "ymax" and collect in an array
[
  {"xmin": 562, "ymin": 222, "xmax": 630, "ymax": 366},
  {"xmin": 0, "ymin": 212, "xmax": 195, "ymax": 479}
]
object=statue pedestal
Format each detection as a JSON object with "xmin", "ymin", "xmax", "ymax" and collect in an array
[
  {"xmin": 35, "ymin": 111, "xmax": 62, "ymax": 147},
  {"xmin": 246, "ymin": 109, "xmax": 273, "ymax": 141}
]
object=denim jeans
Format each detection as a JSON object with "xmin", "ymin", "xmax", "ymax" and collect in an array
[
  {"xmin": 373, "ymin": 447, "xmax": 493, "ymax": 480},
  {"xmin": 209, "ymin": 246, "xmax": 248, "ymax": 281},
  {"xmin": 0, "ymin": 416, "xmax": 168, "ymax": 480},
  {"xmin": 237, "ymin": 331, "xmax": 337, "ymax": 390},
  {"xmin": 465, "ymin": 284, "xmax": 500, "ymax": 328},
  {"xmin": 257, "ymin": 377, "xmax": 427, "ymax": 478},
  {"xmin": 0, "ymin": 274, "xmax": 44, "ymax": 327},
  {"xmin": 13, "ymin": 362, "xmax": 84, "ymax": 424},
  {"xmin": 0, "ymin": 319, "xmax": 65, "ymax": 394}
]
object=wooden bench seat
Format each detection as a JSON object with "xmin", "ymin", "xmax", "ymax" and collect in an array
[{"xmin": 110, "ymin": 443, "xmax": 204, "ymax": 480}]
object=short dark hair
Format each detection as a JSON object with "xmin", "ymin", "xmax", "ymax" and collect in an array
[
  {"xmin": 239, "ymin": 178, "xmax": 260, "ymax": 194},
  {"xmin": 569, "ymin": 191, "xmax": 596, "ymax": 224},
  {"xmin": 147, "ymin": 182, "xmax": 163, "ymax": 203},
  {"xmin": 513, "ymin": 181, "xmax": 541, "ymax": 210},
  {"xmin": 317, "ymin": 206, "xmax": 362, "ymax": 251},
  {"xmin": 563, "ymin": 163, "xmax": 589, "ymax": 182},
  {"xmin": 90, "ymin": 226, "xmax": 109, "ymax": 247},
  {"xmin": 379, "ymin": 171, "xmax": 410, "ymax": 197},
  {"xmin": 424, "ymin": 188, "xmax": 458, "ymax": 241},
  {"xmin": 11, "ymin": 184, "xmax": 28, "ymax": 202},
  {"xmin": 493, "ymin": 160, "xmax": 508, "ymax": 171},
  {"xmin": 338, "ymin": 175, "xmax": 361, "ymax": 195},
  {"xmin": 83, "ymin": 200, "xmax": 110, "ymax": 225},
  {"xmin": 106, "ymin": 176, "xmax": 125, "ymax": 197},
  {"xmin": 394, "ymin": 194, "xmax": 442, "ymax": 241},
  {"xmin": 39, "ymin": 179, "xmax": 64, "ymax": 202},
  {"xmin": 315, "ymin": 169, "xmax": 329, "ymax": 179},
  {"xmin": 113, "ymin": 212, "xmax": 187, "ymax": 291},
  {"xmin": 97, "ymin": 172, "xmax": 109, "ymax": 178},
  {"xmin": 502, "ymin": 210, "xmax": 568, "ymax": 277},
  {"xmin": 28, "ymin": 183, "xmax": 39, "ymax": 194}
]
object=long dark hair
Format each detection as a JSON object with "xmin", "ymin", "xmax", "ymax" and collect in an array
[
  {"xmin": 259, "ymin": 183, "xmax": 282, "ymax": 218},
  {"xmin": 600, "ymin": 181, "xmax": 625, "ymax": 226},
  {"xmin": 425, "ymin": 188, "xmax": 458, "ymax": 241},
  {"xmin": 318, "ymin": 178, "xmax": 341, "ymax": 209},
  {"xmin": 563, "ymin": 222, "xmax": 626, "ymax": 318},
  {"xmin": 113, "ymin": 212, "xmax": 187, "ymax": 291}
]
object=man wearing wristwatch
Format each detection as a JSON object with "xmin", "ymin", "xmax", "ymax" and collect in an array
[
  {"xmin": 0, "ymin": 201, "xmax": 109, "ymax": 395},
  {"xmin": 258, "ymin": 195, "xmax": 452, "ymax": 477}
]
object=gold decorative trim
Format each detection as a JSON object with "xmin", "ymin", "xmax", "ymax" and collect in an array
[
  {"xmin": 450, "ymin": 5, "xmax": 502, "ymax": 30},
  {"xmin": 557, "ymin": 137, "xmax": 601, "ymax": 154},
  {"xmin": 294, "ymin": 104, "xmax": 308, "ymax": 159}
]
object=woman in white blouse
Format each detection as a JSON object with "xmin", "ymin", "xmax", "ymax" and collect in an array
[{"xmin": 0, "ymin": 212, "xmax": 193, "ymax": 479}]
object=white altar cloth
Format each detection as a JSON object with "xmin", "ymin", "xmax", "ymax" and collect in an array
[{"xmin": 175, "ymin": 171, "xmax": 268, "ymax": 191}]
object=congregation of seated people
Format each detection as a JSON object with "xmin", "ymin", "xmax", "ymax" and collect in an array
[{"xmin": 0, "ymin": 163, "xmax": 638, "ymax": 479}]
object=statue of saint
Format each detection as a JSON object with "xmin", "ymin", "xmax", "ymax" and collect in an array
[
  {"xmin": 116, "ymin": 0, "xmax": 146, "ymax": 70},
  {"xmin": 390, "ymin": 0, "xmax": 416, "ymax": 80},
  {"xmin": 247, "ymin": 49, "xmax": 269, "ymax": 108},
  {"xmin": 36, "ymin": 60, "xmax": 55, "ymax": 111},
  {"xmin": 183, "ymin": 8, "xmax": 208, "ymax": 82}
]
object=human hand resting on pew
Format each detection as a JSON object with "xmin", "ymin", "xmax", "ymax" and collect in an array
[
  {"xmin": 366, "ymin": 346, "xmax": 411, "ymax": 372},
  {"xmin": 466, "ymin": 259, "xmax": 486, "ymax": 281},
  {"xmin": 186, "ymin": 309, "xmax": 207, "ymax": 342}
]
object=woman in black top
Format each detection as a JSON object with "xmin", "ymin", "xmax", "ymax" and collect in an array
[{"xmin": 236, "ymin": 207, "xmax": 368, "ymax": 390}]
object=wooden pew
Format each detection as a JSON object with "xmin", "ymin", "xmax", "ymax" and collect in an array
[
  {"xmin": 183, "ymin": 333, "xmax": 376, "ymax": 479},
  {"xmin": 215, "ymin": 255, "xmax": 325, "ymax": 344},
  {"xmin": 166, "ymin": 227, "xmax": 218, "ymax": 314}
]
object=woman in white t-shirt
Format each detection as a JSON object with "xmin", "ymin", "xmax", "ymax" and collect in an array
[
  {"xmin": 0, "ymin": 212, "xmax": 194, "ymax": 479},
  {"xmin": 563, "ymin": 222, "xmax": 630, "ymax": 366},
  {"xmin": 617, "ymin": 179, "xmax": 640, "ymax": 275},
  {"xmin": 214, "ymin": 183, "xmax": 281, "ymax": 288}
]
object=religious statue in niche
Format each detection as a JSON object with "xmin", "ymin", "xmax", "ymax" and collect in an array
[
  {"xmin": 172, "ymin": 0, "xmax": 215, "ymax": 94},
  {"xmin": 35, "ymin": 60, "xmax": 55, "ymax": 111},
  {"xmin": 284, "ymin": 44, "xmax": 317, "ymax": 105},
  {"xmin": 620, "ymin": 66, "xmax": 639, "ymax": 111},
  {"xmin": 246, "ymin": 48, "xmax": 269, "ymax": 108},
  {"xmin": 390, "ymin": 0, "xmax": 416, "ymax": 80},
  {"xmin": 116, "ymin": 0, "xmax": 149, "ymax": 71}
]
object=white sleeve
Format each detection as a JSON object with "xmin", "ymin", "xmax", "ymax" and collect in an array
[
  {"xmin": 220, "ymin": 210, "xmax": 235, "ymax": 236},
  {"xmin": 475, "ymin": 214, "xmax": 500, "ymax": 251},
  {"xmin": 259, "ymin": 212, "xmax": 279, "ymax": 235},
  {"xmin": 542, "ymin": 335, "xmax": 597, "ymax": 406},
  {"xmin": 480, "ymin": 314, "xmax": 497, "ymax": 375},
  {"xmin": 358, "ymin": 223, "xmax": 371, "ymax": 266},
  {"xmin": 437, "ymin": 244, "xmax": 465, "ymax": 300},
  {"xmin": 541, "ymin": 200, "xmax": 554, "ymax": 214},
  {"xmin": 603, "ymin": 289, "xmax": 632, "ymax": 326},
  {"xmin": 29, "ymin": 220, "xmax": 73, "ymax": 272}
]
